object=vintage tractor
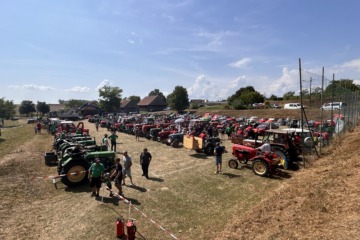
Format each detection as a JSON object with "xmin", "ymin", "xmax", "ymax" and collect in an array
[
  {"xmin": 57, "ymin": 151, "xmax": 116, "ymax": 187},
  {"xmin": 228, "ymin": 144, "xmax": 281, "ymax": 177},
  {"xmin": 183, "ymin": 135, "xmax": 222, "ymax": 155},
  {"xmin": 149, "ymin": 128, "xmax": 162, "ymax": 141},
  {"xmin": 166, "ymin": 133, "xmax": 184, "ymax": 148},
  {"xmin": 142, "ymin": 124, "xmax": 157, "ymax": 139},
  {"xmin": 157, "ymin": 129, "xmax": 177, "ymax": 143}
]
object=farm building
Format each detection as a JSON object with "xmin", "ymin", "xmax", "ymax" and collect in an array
[
  {"xmin": 137, "ymin": 95, "xmax": 167, "ymax": 112},
  {"xmin": 119, "ymin": 99, "xmax": 139, "ymax": 114}
]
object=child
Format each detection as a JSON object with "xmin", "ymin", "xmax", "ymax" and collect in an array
[{"xmin": 103, "ymin": 173, "xmax": 113, "ymax": 197}]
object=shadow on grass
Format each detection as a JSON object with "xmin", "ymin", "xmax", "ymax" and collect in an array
[
  {"xmin": 268, "ymin": 170, "xmax": 292, "ymax": 180},
  {"xmin": 0, "ymin": 138, "xmax": 5, "ymax": 143},
  {"xmin": 189, "ymin": 153, "xmax": 210, "ymax": 159},
  {"xmin": 127, "ymin": 184, "xmax": 147, "ymax": 192},
  {"xmin": 63, "ymin": 184, "xmax": 91, "ymax": 193},
  {"xmin": 222, "ymin": 172, "xmax": 241, "ymax": 178},
  {"xmin": 148, "ymin": 177, "xmax": 164, "ymax": 182}
]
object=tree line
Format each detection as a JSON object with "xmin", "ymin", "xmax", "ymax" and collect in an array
[{"xmin": 1, "ymin": 79, "xmax": 359, "ymax": 118}]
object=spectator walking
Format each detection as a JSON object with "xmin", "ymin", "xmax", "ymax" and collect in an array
[
  {"xmin": 110, "ymin": 157, "xmax": 123, "ymax": 196},
  {"xmin": 140, "ymin": 148, "xmax": 152, "ymax": 179},
  {"xmin": 122, "ymin": 151, "xmax": 134, "ymax": 186},
  {"xmin": 214, "ymin": 142, "xmax": 225, "ymax": 174},
  {"xmin": 134, "ymin": 126, "xmax": 140, "ymax": 141},
  {"xmin": 108, "ymin": 131, "xmax": 118, "ymax": 152},
  {"xmin": 95, "ymin": 121, "xmax": 99, "ymax": 131},
  {"xmin": 88, "ymin": 158, "xmax": 105, "ymax": 197}
]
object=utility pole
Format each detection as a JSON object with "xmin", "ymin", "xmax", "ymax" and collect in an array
[{"xmin": 309, "ymin": 77, "xmax": 312, "ymax": 107}]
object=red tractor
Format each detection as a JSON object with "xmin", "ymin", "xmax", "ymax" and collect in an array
[{"xmin": 228, "ymin": 144, "xmax": 281, "ymax": 177}]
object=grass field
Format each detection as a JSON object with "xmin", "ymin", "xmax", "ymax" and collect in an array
[
  {"xmin": 1, "ymin": 114, "xmax": 359, "ymax": 240},
  {"xmin": 0, "ymin": 119, "xmax": 298, "ymax": 239}
]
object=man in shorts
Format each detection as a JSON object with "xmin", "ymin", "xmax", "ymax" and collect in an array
[
  {"xmin": 214, "ymin": 142, "xmax": 225, "ymax": 174},
  {"xmin": 88, "ymin": 158, "xmax": 105, "ymax": 197},
  {"xmin": 122, "ymin": 151, "xmax": 134, "ymax": 186},
  {"xmin": 110, "ymin": 157, "xmax": 123, "ymax": 196}
]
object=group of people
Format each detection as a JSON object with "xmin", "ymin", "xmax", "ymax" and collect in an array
[
  {"xmin": 88, "ymin": 148, "xmax": 152, "ymax": 198},
  {"xmin": 102, "ymin": 132, "xmax": 119, "ymax": 152}
]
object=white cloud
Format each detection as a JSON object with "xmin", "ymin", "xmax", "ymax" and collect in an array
[
  {"xmin": 267, "ymin": 68, "xmax": 299, "ymax": 96},
  {"xmin": 66, "ymin": 86, "xmax": 90, "ymax": 93},
  {"xmin": 229, "ymin": 58, "xmax": 252, "ymax": 68},
  {"xmin": 96, "ymin": 79, "xmax": 113, "ymax": 90},
  {"xmin": 187, "ymin": 74, "xmax": 246, "ymax": 101},
  {"xmin": 342, "ymin": 59, "xmax": 360, "ymax": 71},
  {"xmin": 8, "ymin": 84, "xmax": 54, "ymax": 91}
]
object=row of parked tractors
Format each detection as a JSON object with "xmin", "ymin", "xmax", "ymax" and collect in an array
[{"xmin": 44, "ymin": 122, "xmax": 117, "ymax": 187}]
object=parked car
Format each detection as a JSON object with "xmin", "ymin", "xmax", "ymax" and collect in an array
[
  {"xmin": 271, "ymin": 103, "xmax": 281, "ymax": 109},
  {"xmin": 284, "ymin": 103, "xmax": 304, "ymax": 109},
  {"xmin": 320, "ymin": 102, "xmax": 347, "ymax": 110}
]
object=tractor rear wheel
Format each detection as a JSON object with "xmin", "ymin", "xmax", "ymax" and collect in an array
[
  {"xmin": 252, "ymin": 159, "xmax": 269, "ymax": 177},
  {"xmin": 228, "ymin": 159, "xmax": 238, "ymax": 169},
  {"xmin": 272, "ymin": 146, "xmax": 290, "ymax": 163},
  {"xmin": 61, "ymin": 160, "xmax": 89, "ymax": 187},
  {"xmin": 172, "ymin": 139, "xmax": 179, "ymax": 148}
]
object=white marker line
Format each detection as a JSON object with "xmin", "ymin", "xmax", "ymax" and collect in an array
[{"xmin": 132, "ymin": 162, "xmax": 160, "ymax": 178}]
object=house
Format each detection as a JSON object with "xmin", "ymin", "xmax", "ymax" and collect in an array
[
  {"xmin": 79, "ymin": 102, "xmax": 103, "ymax": 116},
  {"xmin": 120, "ymin": 99, "xmax": 139, "ymax": 114},
  {"xmin": 190, "ymin": 99, "xmax": 206, "ymax": 107},
  {"xmin": 137, "ymin": 96, "xmax": 167, "ymax": 112}
]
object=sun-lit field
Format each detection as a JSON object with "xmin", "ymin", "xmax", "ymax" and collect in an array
[{"xmin": 1, "ymin": 114, "xmax": 359, "ymax": 240}]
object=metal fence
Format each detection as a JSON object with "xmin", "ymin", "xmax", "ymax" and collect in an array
[{"xmin": 299, "ymin": 60, "xmax": 360, "ymax": 162}]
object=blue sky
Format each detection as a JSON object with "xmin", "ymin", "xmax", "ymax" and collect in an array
[{"xmin": 1, "ymin": 0, "xmax": 360, "ymax": 104}]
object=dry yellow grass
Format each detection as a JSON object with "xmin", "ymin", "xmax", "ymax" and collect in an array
[{"xmin": 0, "ymin": 117, "xmax": 358, "ymax": 240}]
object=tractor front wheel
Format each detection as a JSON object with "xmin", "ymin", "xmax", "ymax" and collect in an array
[
  {"xmin": 61, "ymin": 160, "xmax": 89, "ymax": 187},
  {"xmin": 228, "ymin": 159, "xmax": 238, "ymax": 169},
  {"xmin": 252, "ymin": 159, "xmax": 269, "ymax": 177}
]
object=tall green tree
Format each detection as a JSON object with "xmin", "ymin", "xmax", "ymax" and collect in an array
[
  {"xmin": 148, "ymin": 89, "xmax": 167, "ymax": 103},
  {"xmin": 98, "ymin": 86, "xmax": 122, "ymax": 112},
  {"xmin": 283, "ymin": 91, "xmax": 296, "ymax": 100},
  {"xmin": 0, "ymin": 98, "xmax": 16, "ymax": 119},
  {"xmin": 65, "ymin": 99, "xmax": 90, "ymax": 109},
  {"xmin": 227, "ymin": 86, "xmax": 265, "ymax": 108},
  {"xmin": 19, "ymin": 100, "xmax": 36, "ymax": 116},
  {"xmin": 167, "ymin": 86, "xmax": 189, "ymax": 113},
  {"xmin": 36, "ymin": 101, "xmax": 50, "ymax": 116},
  {"xmin": 128, "ymin": 95, "xmax": 141, "ymax": 104}
]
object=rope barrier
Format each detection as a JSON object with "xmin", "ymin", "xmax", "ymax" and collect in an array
[{"xmin": 106, "ymin": 187, "xmax": 178, "ymax": 240}]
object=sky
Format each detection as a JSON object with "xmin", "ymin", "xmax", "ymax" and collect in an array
[{"xmin": 1, "ymin": 0, "xmax": 360, "ymax": 104}]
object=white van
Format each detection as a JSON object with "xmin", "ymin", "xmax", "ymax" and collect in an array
[
  {"xmin": 321, "ymin": 102, "xmax": 346, "ymax": 110},
  {"xmin": 284, "ymin": 103, "xmax": 304, "ymax": 109}
]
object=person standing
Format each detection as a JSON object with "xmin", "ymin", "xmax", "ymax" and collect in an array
[
  {"xmin": 95, "ymin": 121, "xmax": 99, "ymax": 131},
  {"xmin": 214, "ymin": 142, "xmax": 225, "ymax": 174},
  {"xmin": 110, "ymin": 157, "xmax": 123, "ymax": 196},
  {"xmin": 108, "ymin": 131, "xmax": 118, "ymax": 152},
  {"xmin": 88, "ymin": 158, "xmax": 105, "ymax": 197},
  {"xmin": 122, "ymin": 151, "xmax": 134, "ymax": 186},
  {"xmin": 102, "ymin": 134, "xmax": 110, "ymax": 150},
  {"xmin": 140, "ymin": 148, "xmax": 152, "ymax": 179}
]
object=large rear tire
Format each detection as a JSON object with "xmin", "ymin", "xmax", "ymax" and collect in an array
[
  {"xmin": 228, "ymin": 159, "xmax": 238, "ymax": 169},
  {"xmin": 61, "ymin": 160, "xmax": 89, "ymax": 187},
  {"xmin": 252, "ymin": 159, "xmax": 269, "ymax": 177},
  {"xmin": 272, "ymin": 146, "xmax": 290, "ymax": 162},
  {"xmin": 172, "ymin": 139, "xmax": 180, "ymax": 148}
]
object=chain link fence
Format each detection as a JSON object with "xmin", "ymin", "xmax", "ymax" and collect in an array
[{"xmin": 299, "ymin": 66, "xmax": 360, "ymax": 163}]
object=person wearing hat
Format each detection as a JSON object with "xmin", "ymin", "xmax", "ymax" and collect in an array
[{"xmin": 88, "ymin": 158, "xmax": 105, "ymax": 197}]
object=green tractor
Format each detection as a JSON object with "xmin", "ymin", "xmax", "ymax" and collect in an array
[{"xmin": 57, "ymin": 151, "xmax": 116, "ymax": 187}]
